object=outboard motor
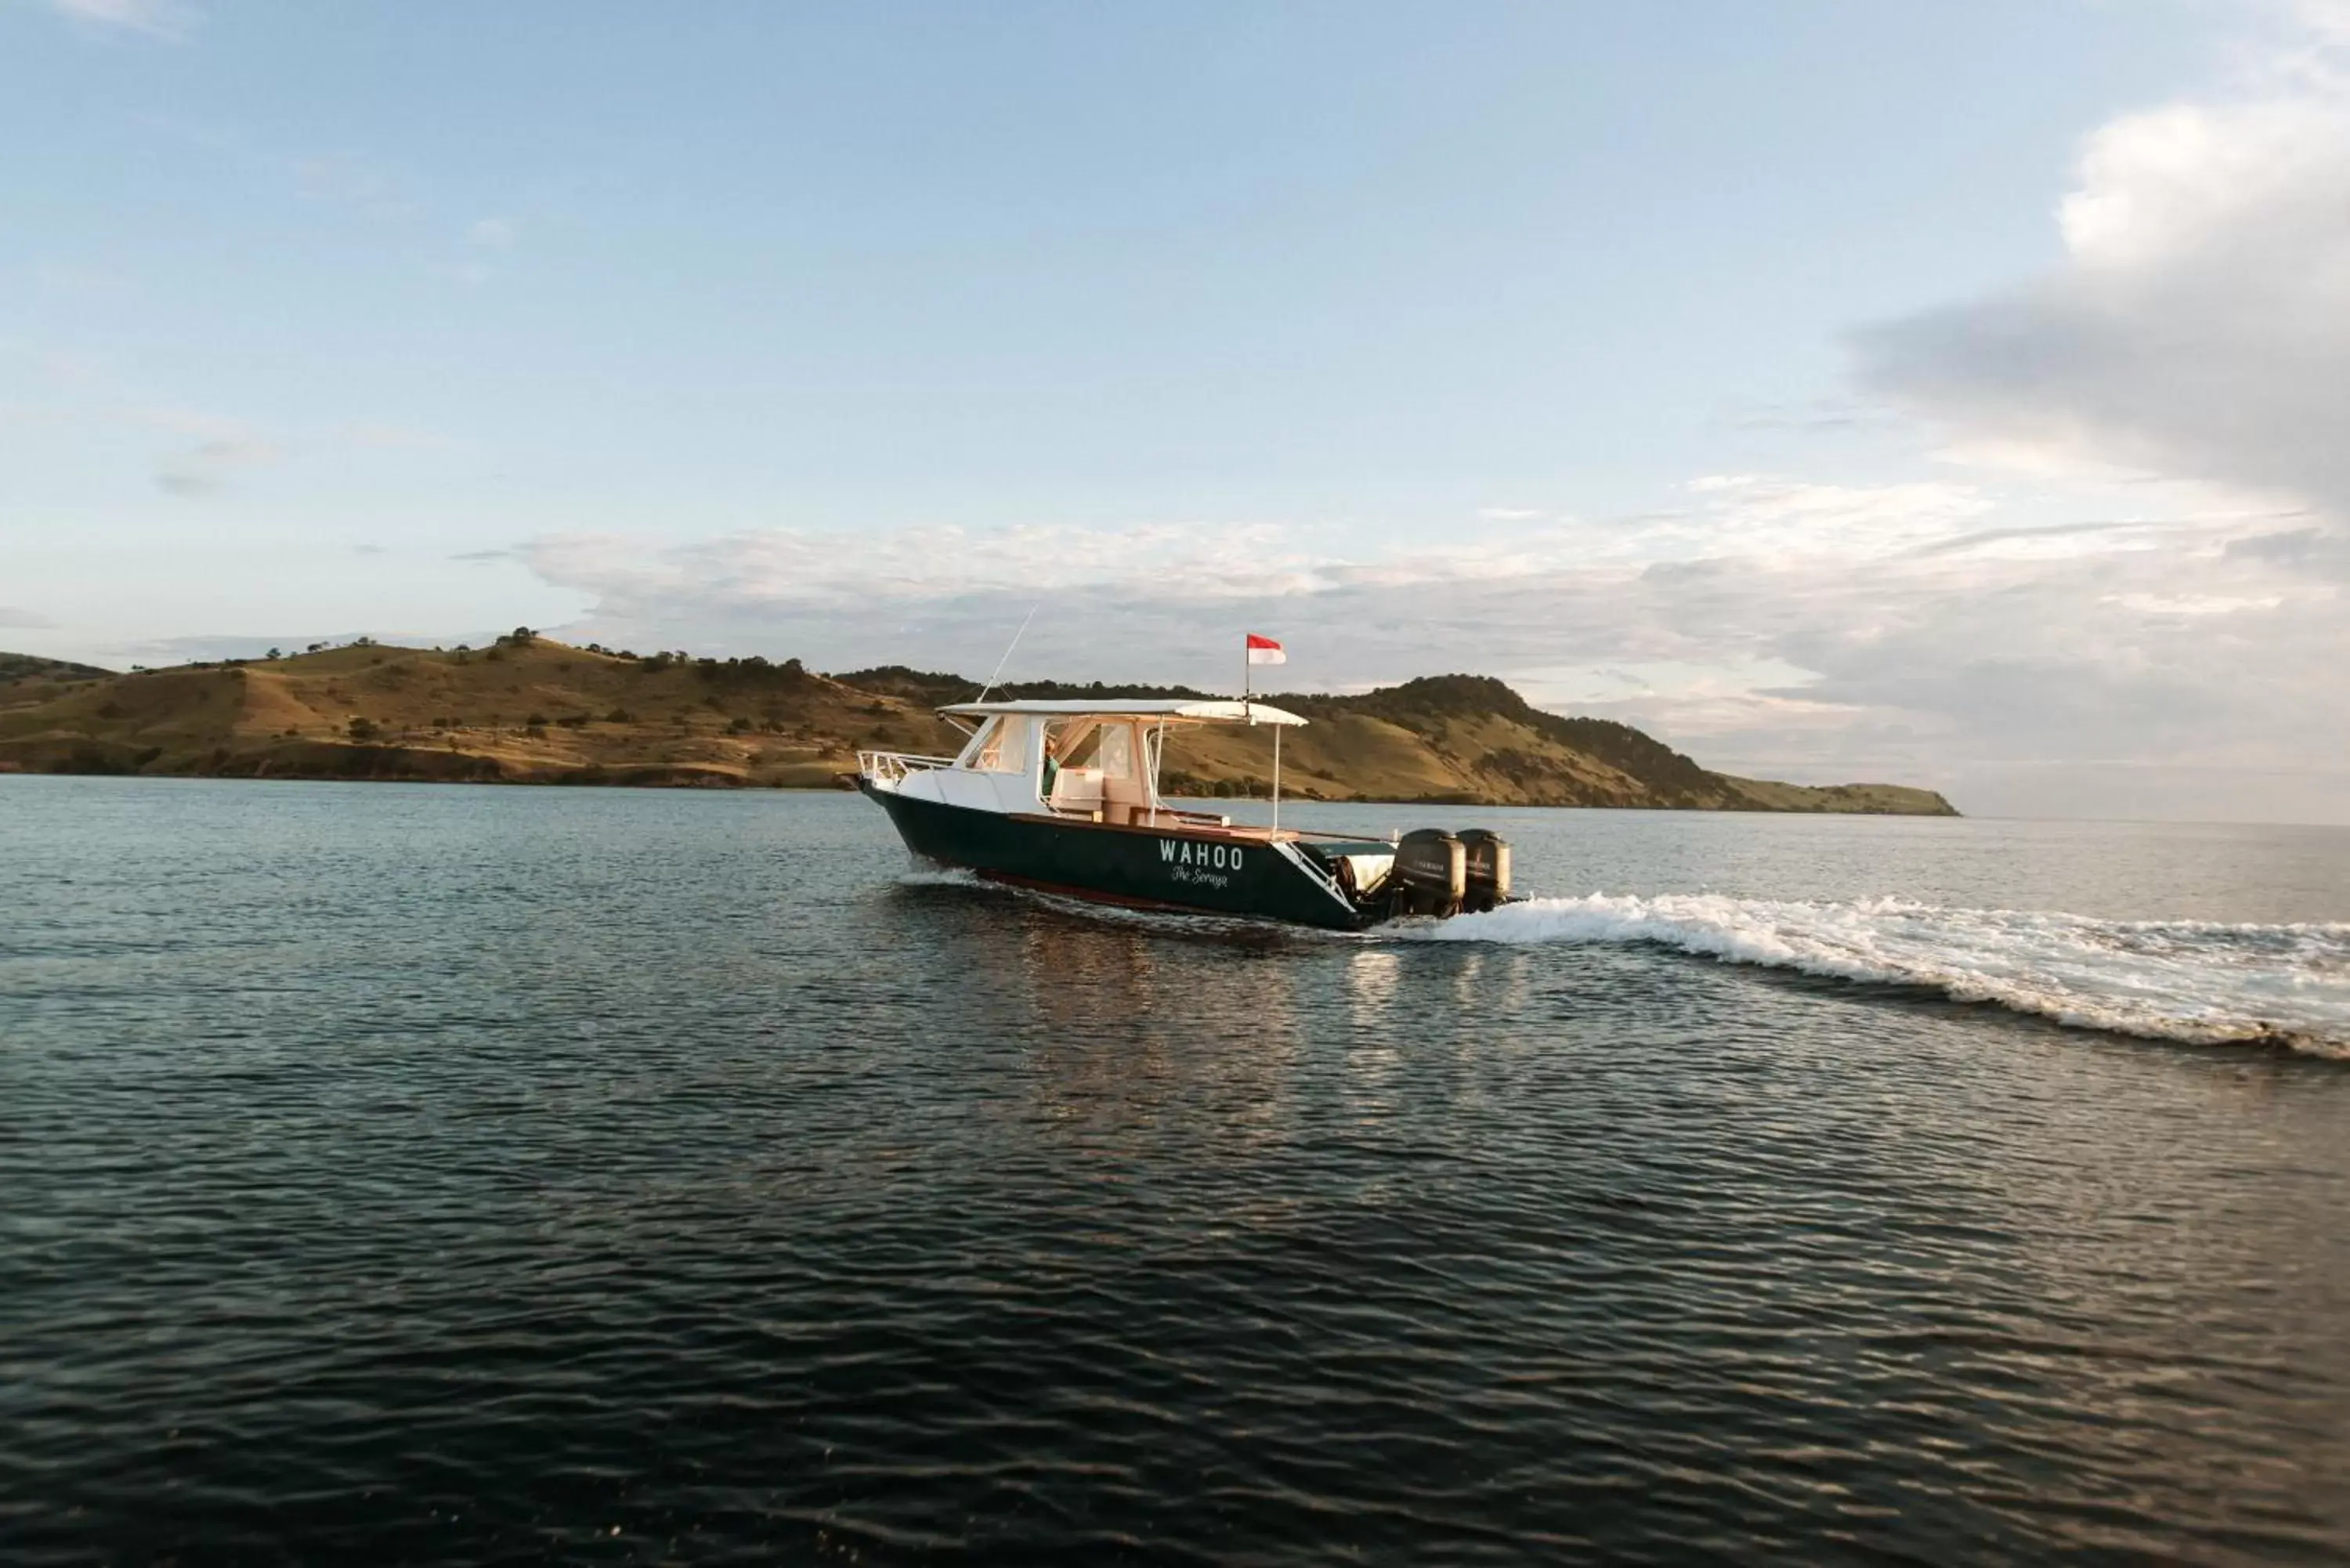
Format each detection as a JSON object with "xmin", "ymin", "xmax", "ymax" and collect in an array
[
  {"xmin": 1456, "ymin": 829, "xmax": 1512, "ymax": 913},
  {"xmin": 1390, "ymin": 829, "xmax": 1466, "ymax": 917}
]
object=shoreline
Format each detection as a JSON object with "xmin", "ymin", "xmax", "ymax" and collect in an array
[
  {"xmin": 0, "ymin": 764, "xmax": 1961, "ymax": 816},
  {"xmin": 0, "ymin": 641, "xmax": 1961, "ymax": 816}
]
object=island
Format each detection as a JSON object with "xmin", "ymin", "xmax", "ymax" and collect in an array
[{"xmin": 0, "ymin": 631, "xmax": 1957, "ymax": 815}]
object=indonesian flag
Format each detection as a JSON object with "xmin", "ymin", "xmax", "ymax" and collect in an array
[{"xmin": 1246, "ymin": 634, "xmax": 1286, "ymax": 666}]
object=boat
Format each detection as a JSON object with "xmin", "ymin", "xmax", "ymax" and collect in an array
[{"xmin": 855, "ymin": 697, "xmax": 1516, "ymax": 930}]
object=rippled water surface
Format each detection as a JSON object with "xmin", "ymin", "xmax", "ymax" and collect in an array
[{"xmin": 5, "ymin": 779, "xmax": 2349, "ymax": 1565}]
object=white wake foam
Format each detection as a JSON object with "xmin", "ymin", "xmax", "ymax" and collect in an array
[
  {"xmin": 1396, "ymin": 893, "xmax": 2350, "ymax": 1055},
  {"xmin": 895, "ymin": 865, "xmax": 983, "ymax": 887}
]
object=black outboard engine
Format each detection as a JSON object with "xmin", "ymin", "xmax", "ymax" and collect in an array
[
  {"xmin": 1390, "ymin": 829, "xmax": 1466, "ymax": 917},
  {"xmin": 1456, "ymin": 829, "xmax": 1512, "ymax": 913}
]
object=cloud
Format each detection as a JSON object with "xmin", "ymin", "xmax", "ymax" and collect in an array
[
  {"xmin": 2099, "ymin": 591, "xmax": 2282, "ymax": 616},
  {"xmin": 1854, "ymin": 23, "xmax": 2350, "ymax": 543},
  {"xmin": 494, "ymin": 461, "xmax": 2346, "ymax": 819},
  {"xmin": 467, "ymin": 216, "xmax": 519, "ymax": 249},
  {"xmin": 509, "ymin": 479, "xmax": 1979, "ymax": 637},
  {"xmin": 154, "ymin": 436, "xmax": 280, "ymax": 497},
  {"xmin": 1824, "ymin": 9, "xmax": 2350, "ymax": 816},
  {"xmin": 130, "ymin": 406, "xmax": 280, "ymax": 496},
  {"xmin": 1796, "ymin": 9, "xmax": 2350, "ymax": 817},
  {"xmin": 1907, "ymin": 518, "xmax": 2167, "ymax": 558},
  {"xmin": 0, "ymin": 605, "xmax": 60, "ymax": 630},
  {"xmin": 45, "ymin": 0, "xmax": 195, "ymax": 41},
  {"xmin": 2225, "ymin": 524, "xmax": 2350, "ymax": 574},
  {"xmin": 492, "ymin": 482, "xmax": 2069, "ymax": 653}
]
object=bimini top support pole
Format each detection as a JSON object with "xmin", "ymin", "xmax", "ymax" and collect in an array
[
  {"xmin": 1148, "ymin": 717, "xmax": 1167, "ymax": 827},
  {"xmin": 1271, "ymin": 721, "xmax": 1282, "ymax": 833}
]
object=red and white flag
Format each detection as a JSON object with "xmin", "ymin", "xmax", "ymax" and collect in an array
[{"xmin": 1246, "ymin": 634, "xmax": 1286, "ymax": 666}]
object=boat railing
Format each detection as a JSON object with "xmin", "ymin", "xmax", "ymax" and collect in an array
[{"xmin": 857, "ymin": 750, "xmax": 960, "ymax": 785}]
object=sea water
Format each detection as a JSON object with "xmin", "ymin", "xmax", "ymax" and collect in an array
[{"xmin": 3, "ymin": 778, "xmax": 2347, "ymax": 1563}]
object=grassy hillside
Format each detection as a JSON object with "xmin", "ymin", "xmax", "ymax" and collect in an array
[
  {"xmin": 1142, "ymin": 675, "xmax": 1955, "ymax": 814},
  {"xmin": 0, "ymin": 636, "xmax": 955, "ymax": 789},
  {"xmin": 0, "ymin": 636, "xmax": 1957, "ymax": 814},
  {"xmin": 0, "ymin": 650, "xmax": 114, "ymax": 685}
]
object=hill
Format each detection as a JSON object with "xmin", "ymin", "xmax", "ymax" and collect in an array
[
  {"xmin": 0, "ymin": 650, "xmax": 115, "ymax": 685},
  {"xmin": 1182, "ymin": 674, "xmax": 1952, "ymax": 812},
  {"xmin": 0, "ymin": 635, "xmax": 1956, "ymax": 814}
]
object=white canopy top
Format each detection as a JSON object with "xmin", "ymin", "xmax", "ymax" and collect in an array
[{"xmin": 939, "ymin": 698, "xmax": 1308, "ymax": 727}]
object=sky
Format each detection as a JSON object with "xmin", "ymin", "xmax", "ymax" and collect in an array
[{"xmin": 3, "ymin": 1, "xmax": 2345, "ymax": 823}]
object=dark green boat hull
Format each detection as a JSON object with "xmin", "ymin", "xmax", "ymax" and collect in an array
[{"xmin": 861, "ymin": 782, "xmax": 1372, "ymax": 930}]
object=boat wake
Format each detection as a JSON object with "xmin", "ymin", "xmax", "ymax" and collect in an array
[
  {"xmin": 895, "ymin": 865, "xmax": 984, "ymax": 888},
  {"xmin": 1394, "ymin": 893, "xmax": 2350, "ymax": 1057}
]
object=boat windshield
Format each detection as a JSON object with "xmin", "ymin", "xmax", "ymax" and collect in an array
[
  {"xmin": 1043, "ymin": 719, "xmax": 1138, "ymax": 779},
  {"xmin": 967, "ymin": 714, "xmax": 1033, "ymax": 773},
  {"xmin": 1096, "ymin": 724, "xmax": 1134, "ymax": 780}
]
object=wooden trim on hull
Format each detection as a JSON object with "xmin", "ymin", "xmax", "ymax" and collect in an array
[{"xmin": 859, "ymin": 778, "xmax": 1371, "ymax": 931}]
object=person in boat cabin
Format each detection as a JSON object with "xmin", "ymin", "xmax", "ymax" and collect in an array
[{"xmin": 1041, "ymin": 729, "xmax": 1063, "ymax": 800}]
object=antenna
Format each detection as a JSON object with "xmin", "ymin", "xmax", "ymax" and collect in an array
[{"xmin": 971, "ymin": 603, "xmax": 1039, "ymax": 706}]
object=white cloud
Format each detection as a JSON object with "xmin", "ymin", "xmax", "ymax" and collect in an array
[
  {"xmin": 1855, "ymin": 22, "xmax": 2350, "ymax": 543},
  {"xmin": 466, "ymin": 216, "xmax": 519, "ymax": 249},
  {"xmin": 45, "ymin": 0, "xmax": 194, "ymax": 41},
  {"xmin": 1817, "ymin": 9, "xmax": 2350, "ymax": 818},
  {"xmin": 512, "ymin": 477, "xmax": 2000, "ymax": 638},
  {"xmin": 2099, "ymin": 591, "xmax": 2283, "ymax": 616},
  {"xmin": 1690, "ymin": 477, "xmax": 1994, "ymax": 555},
  {"xmin": 497, "ymin": 462, "xmax": 2346, "ymax": 819}
]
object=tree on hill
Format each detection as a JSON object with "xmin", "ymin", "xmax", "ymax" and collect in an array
[
  {"xmin": 694, "ymin": 655, "xmax": 810, "ymax": 689},
  {"xmin": 831, "ymin": 667, "xmax": 1221, "ymax": 705},
  {"xmin": 830, "ymin": 666, "xmax": 974, "ymax": 703}
]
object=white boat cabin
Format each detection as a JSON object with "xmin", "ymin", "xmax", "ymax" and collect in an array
[{"xmin": 858, "ymin": 698, "xmax": 1307, "ymax": 831}]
